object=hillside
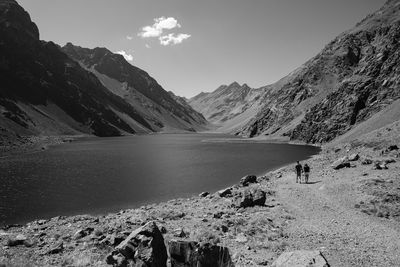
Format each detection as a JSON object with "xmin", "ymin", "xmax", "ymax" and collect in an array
[
  {"xmin": 189, "ymin": 0, "xmax": 400, "ymax": 144},
  {"xmin": 235, "ymin": 0, "xmax": 400, "ymax": 143},
  {"xmin": 0, "ymin": 0, "xmax": 207, "ymax": 144},
  {"xmin": 62, "ymin": 44, "xmax": 208, "ymax": 133}
]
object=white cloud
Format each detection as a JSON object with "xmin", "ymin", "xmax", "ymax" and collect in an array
[
  {"xmin": 115, "ymin": 50, "xmax": 133, "ymax": 61},
  {"xmin": 138, "ymin": 16, "xmax": 181, "ymax": 38},
  {"xmin": 159, "ymin": 33, "xmax": 191, "ymax": 46},
  {"xmin": 145, "ymin": 44, "xmax": 151, "ymax": 49},
  {"xmin": 126, "ymin": 35, "xmax": 133, "ymax": 40}
]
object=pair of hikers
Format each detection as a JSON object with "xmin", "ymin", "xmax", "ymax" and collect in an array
[{"xmin": 295, "ymin": 161, "xmax": 310, "ymax": 184}]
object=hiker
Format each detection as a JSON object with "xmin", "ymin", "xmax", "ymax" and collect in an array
[
  {"xmin": 303, "ymin": 163, "xmax": 310, "ymax": 184},
  {"xmin": 295, "ymin": 161, "xmax": 303, "ymax": 183}
]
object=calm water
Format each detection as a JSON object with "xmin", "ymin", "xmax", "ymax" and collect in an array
[{"xmin": 0, "ymin": 134, "xmax": 319, "ymax": 226}]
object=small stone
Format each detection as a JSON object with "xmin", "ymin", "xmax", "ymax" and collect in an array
[
  {"xmin": 361, "ymin": 158, "xmax": 373, "ymax": 165},
  {"xmin": 213, "ymin": 212, "xmax": 224, "ymax": 219},
  {"xmin": 199, "ymin": 191, "xmax": 210, "ymax": 197},
  {"xmin": 160, "ymin": 226, "xmax": 167, "ymax": 234},
  {"xmin": 73, "ymin": 227, "xmax": 94, "ymax": 240},
  {"xmin": 173, "ymin": 228, "xmax": 187, "ymax": 238},
  {"xmin": 235, "ymin": 233, "xmax": 248, "ymax": 243},
  {"xmin": 47, "ymin": 242, "xmax": 63, "ymax": 254}
]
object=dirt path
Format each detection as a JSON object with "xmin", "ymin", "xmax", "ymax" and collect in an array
[{"xmin": 274, "ymin": 156, "xmax": 400, "ymax": 267}]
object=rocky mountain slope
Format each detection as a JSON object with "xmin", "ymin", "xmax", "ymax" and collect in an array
[
  {"xmin": 190, "ymin": 0, "xmax": 400, "ymax": 144},
  {"xmin": 189, "ymin": 82, "xmax": 268, "ymax": 132},
  {"xmin": 235, "ymin": 0, "xmax": 400, "ymax": 143},
  {"xmin": 0, "ymin": 0, "xmax": 207, "ymax": 142},
  {"xmin": 62, "ymin": 44, "xmax": 207, "ymax": 133}
]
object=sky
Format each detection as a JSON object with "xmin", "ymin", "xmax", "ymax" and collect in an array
[{"xmin": 18, "ymin": 0, "xmax": 386, "ymax": 98}]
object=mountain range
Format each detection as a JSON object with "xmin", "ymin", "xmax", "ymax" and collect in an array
[
  {"xmin": 190, "ymin": 0, "xmax": 400, "ymax": 144},
  {"xmin": 1, "ymin": 0, "xmax": 400, "ymax": 146},
  {"xmin": 0, "ymin": 0, "xmax": 207, "ymax": 144}
]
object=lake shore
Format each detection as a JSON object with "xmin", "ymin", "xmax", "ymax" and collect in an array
[{"xmin": 1, "ymin": 132, "xmax": 400, "ymax": 266}]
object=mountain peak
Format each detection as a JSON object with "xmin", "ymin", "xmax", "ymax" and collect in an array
[
  {"xmin": 228, "ymin": 81, "xmax": 241, "ymax": 87},
  {"xmin": 0, "ymin": 0, "xmax": 40, "ymax": 40}
]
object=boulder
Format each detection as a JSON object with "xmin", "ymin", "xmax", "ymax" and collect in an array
[
  {"xmin": 168, "ymin": 240, "xmax": 234, "ymax": 267},
  {"xmin": 272, "ymin": 250, "xmax": 329, "ymax": 267},
  {"xmin": 6, "ymin": 234, "xmax": 29, "ymax": 247},
  {"xmin": 252, "ymin": 189, "xmax": 266, "ymax": 206},
  {"xmin": 331, "ymin": 156, "xmax": 350, "ymax": 170},
  {"xmin": 106, "ymin": 221, "xmax": 167, "ymax": 267},
  {"xmin": 199, "ymin": 192, "xmax": 210, "ymax": 197},
  {"xmin": 217, "ymin": 188, "xmax": 232, "ymax": 198},
  {"xmin": 237, "ymin": 189, "xmax": 266, "ymax": 208},
  {"xmin": 240, "ymin": 175, "xmax": 257, "ymax": 186},
  {"xmin": 348, "ymin": 153, "xmax": 359, "ymax": 161},
  {"xmin": 238, "ymin": 190, "xmax": 254, "ymax": 208}
]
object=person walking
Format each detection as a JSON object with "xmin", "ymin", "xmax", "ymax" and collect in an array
[
  {"xmin": 303, "ymin": 163, "xmax": 310, "ymax": 184},
  {"xmin": 295, "ymin": 161, "xmax": 303, "ymax": 183}
]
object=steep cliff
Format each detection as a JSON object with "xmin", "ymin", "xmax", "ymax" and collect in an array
[
  {"xmin": 0, "ymin": 0, "xmax": 153, "ymax": 137},
  {"xmin": 62, "ymin": 44, "xmax": 208, "ymax": 133},
  {"xmin": 237, "ymin": 0, "xmax": 400, "ymax": 143}
]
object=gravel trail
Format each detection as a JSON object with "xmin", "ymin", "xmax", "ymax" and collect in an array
[{"xmin": 275, "ymin": 157, "xmax": 400, "ymax": 267}]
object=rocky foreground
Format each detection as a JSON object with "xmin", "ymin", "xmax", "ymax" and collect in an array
[{"xmin": 1, "ymin": 128, "xmax": 400, "ymax": 266}]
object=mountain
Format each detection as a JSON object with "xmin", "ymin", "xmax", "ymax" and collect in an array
[
  {"xmin": 62, "ymin": 44, "xmax": 208, "ymax": 133},
  {"xmin": 0, "ymin": 0, "xmax": 207, "ymax": 143},
  {"xmin": 188, "ymin": 82, "xmax": 268, "ymax": 132},
  {"xmin": 232, "ymin": 0, "xmax": 400, "ymax": 143}
]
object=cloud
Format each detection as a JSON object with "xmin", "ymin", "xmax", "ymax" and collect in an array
[
  {"xmin": 138, "ymin": 16, "xmax": 181, "ymax": 38},
  {"xmin": 126, "ymin": 35, "xmax": 133, "ymax": 40},
  {"xmin": 145, "ymin": 44, "xmax": 151, "ymax": 49},
  {"xmin": 159, "ymin": 33, "xmax": 191, "ymax": 46},
  {"xmin": 115, "ymin": 50, "xmax": 133, "ymax": 61}
]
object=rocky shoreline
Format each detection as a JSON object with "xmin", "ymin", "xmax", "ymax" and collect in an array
[{"xmin": 1, "ymin": 128, "xmax": 400, "ymax": 266}]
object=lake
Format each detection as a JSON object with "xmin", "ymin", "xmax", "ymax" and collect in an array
[{"xmin": 0, "ymin": 133, "xmax": 319, "ymax": 226}]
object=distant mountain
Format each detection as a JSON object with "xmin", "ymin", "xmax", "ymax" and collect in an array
[
  {"xmin": 62, "ymin": 44, "xmax": 208, "ymax": 133},
  {"xmin": 234, "ymin": 0, "xmax": 400, "ymax": 143},
  {"xmin": 0, "ymin": 0, "xmax": 207, "ymax": 142},
  {"xmin": 188, "ymin": 82, "xmax": 268, "ymax": 132}
]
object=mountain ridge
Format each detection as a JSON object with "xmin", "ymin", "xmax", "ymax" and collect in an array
[
  {"xmin": 190, "ymin": 0, "xmax": 400, "ymax": 144},
  {"xmin": 0, "ymin": 0, "xmax": 207, "ymax": 143}
]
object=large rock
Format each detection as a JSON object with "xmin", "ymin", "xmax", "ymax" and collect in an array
[
  {"xmin": 252, "ymin": 189, "xmax": 266, "ymax": 206},
  {"xmin": 240, "ymin": 175, "xmax": 257, "ymax": 186},
  {"xmin": 237, "ymin": 189, "xmax": 266, "ymax": 208},
  {"xmin": 272, "ymin": 250, "xmax": 329, "ymax": 267},
  {"xmin": 217, "ymin": 188, "xmax": 232, "ymax": 198},
  {"xmin": 106, "ymin": 221, "xmax": 167, "ymax": 267},
  {"xmin": 6, "ymin": 234, "xmax": 28, "ymax": 247},
  {"xmin": 168, "ymin": 240, "xmax": 234, "ymax": 267},
  {"xmin": 348, "ymin": 153, "xmax": 359, "ymax": 161},
  {"xmin": 331, "ymin": 156, "xmax": 350, "ymax": 170}
]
